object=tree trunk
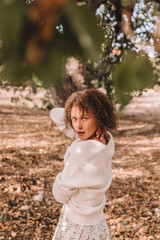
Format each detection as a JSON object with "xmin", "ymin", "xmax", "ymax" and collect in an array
[{"xmin": 50, "ymin": 57, "xmax": 93, "ymax": 107}]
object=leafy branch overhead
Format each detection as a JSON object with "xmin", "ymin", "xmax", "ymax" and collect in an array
[
  {"xmin": 0, "ymin": 0, "xmax": 160, "ymax": 109},
  {"xmin": 85, "ymin": 0, "xmax": 160, "ymax": 108}
]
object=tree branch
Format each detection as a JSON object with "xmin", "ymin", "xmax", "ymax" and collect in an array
[
  {"xmin": 77, "ymin": 0, "xmax": 107, "ymax": 11},
  {"xmin": 121, "ymin": 8, "xmax": 160, "ymax": 56}
]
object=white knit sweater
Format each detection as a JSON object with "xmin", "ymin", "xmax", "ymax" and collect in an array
[{"xmin": 50, "ymin": 108, "xmax": 114, "ymax": 226}]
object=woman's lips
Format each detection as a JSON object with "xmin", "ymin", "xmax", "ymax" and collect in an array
[{"xmin": 77, "ymin": 132, "xmax": 85, "ymax": 136}]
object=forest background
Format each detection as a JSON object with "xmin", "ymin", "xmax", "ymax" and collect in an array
[{"xmin": 0, "ymin": 0, "xmax": 160, "ymax": 239}]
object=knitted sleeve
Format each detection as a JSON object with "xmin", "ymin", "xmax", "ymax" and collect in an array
[
  {"xmin": 50, "ymin": 108, "xmax": 76, "ymax": 139},
  {"xmin": 52, "ymin": 173, "xmax": 78, "ymax": 204}
]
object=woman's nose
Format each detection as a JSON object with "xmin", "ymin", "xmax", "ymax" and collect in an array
[{"xmin": 77, "ymin": 120, "xmax": 83, "ymax": 129}]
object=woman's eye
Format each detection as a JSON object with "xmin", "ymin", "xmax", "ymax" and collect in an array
[{"xmin": 83, "ymin": 117, "xmax": 87, "ymax": 120}]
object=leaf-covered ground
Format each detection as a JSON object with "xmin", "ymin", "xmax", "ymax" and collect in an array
[{"xmin": 0, "ymin": 88, "xmax": 160, "ymax": 240}]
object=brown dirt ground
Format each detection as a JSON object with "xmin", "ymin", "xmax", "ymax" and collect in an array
[{"xmin": 0, "ymin": 88, "xmax": 160, "ymax": 240}]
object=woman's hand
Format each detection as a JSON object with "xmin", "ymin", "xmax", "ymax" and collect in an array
[{"xmin": 94, "ymin": 128, "xmax": 110, "ymax": 145}]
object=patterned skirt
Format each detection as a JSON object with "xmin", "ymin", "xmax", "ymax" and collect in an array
[{"xmin": 52, "ymin": 208, "xmax": 111, "ymax": 240}]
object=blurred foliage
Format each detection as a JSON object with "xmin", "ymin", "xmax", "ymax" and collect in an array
[
  {"xmin": 114, "ymin": 53, "xmax": 153, "ymax": 92},
  {"xmin": 113, "ymin": 51, "xmax": 154, "ymax": 109},
  {"xmin": 0, "ymin": 0, "xmax": 104, "ymax": 86}
]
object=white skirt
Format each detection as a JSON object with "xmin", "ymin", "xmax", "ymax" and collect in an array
[{"xmin": 52, "ymin": 208, "xmax": 111, "ymax": 240}]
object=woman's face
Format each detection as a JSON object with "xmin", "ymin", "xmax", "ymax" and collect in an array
[{"xmin": 71, "ymin": 106, "xmax": 98, "ymax": 140}]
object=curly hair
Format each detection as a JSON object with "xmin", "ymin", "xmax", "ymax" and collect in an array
[{"xmin": 64, "ymin": 88, "xmax": 117, "ymax": 130}]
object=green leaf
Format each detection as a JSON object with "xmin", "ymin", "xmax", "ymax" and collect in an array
[
  {"xmin": 66, "ymin": 3, "xmax": 104, "ymax": 62},
  {"xmin": 113, "ymin": 51, "xmax": 154, "ymax": 109},
  {"xmin": 0, "ymin": 0, "xmax": 25, "ymax": 52},
  {"xmin": 33, "ymin": 31, "xmax": 66, "ymax": 88},
  {"xmin": 0, "ymin": 0, "xmax": 27, "ymax": 83}
]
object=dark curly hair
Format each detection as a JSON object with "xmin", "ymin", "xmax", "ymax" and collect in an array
[{"xmin": 64, "ymin": 88, "xmax": 117, "ymax": 130}]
